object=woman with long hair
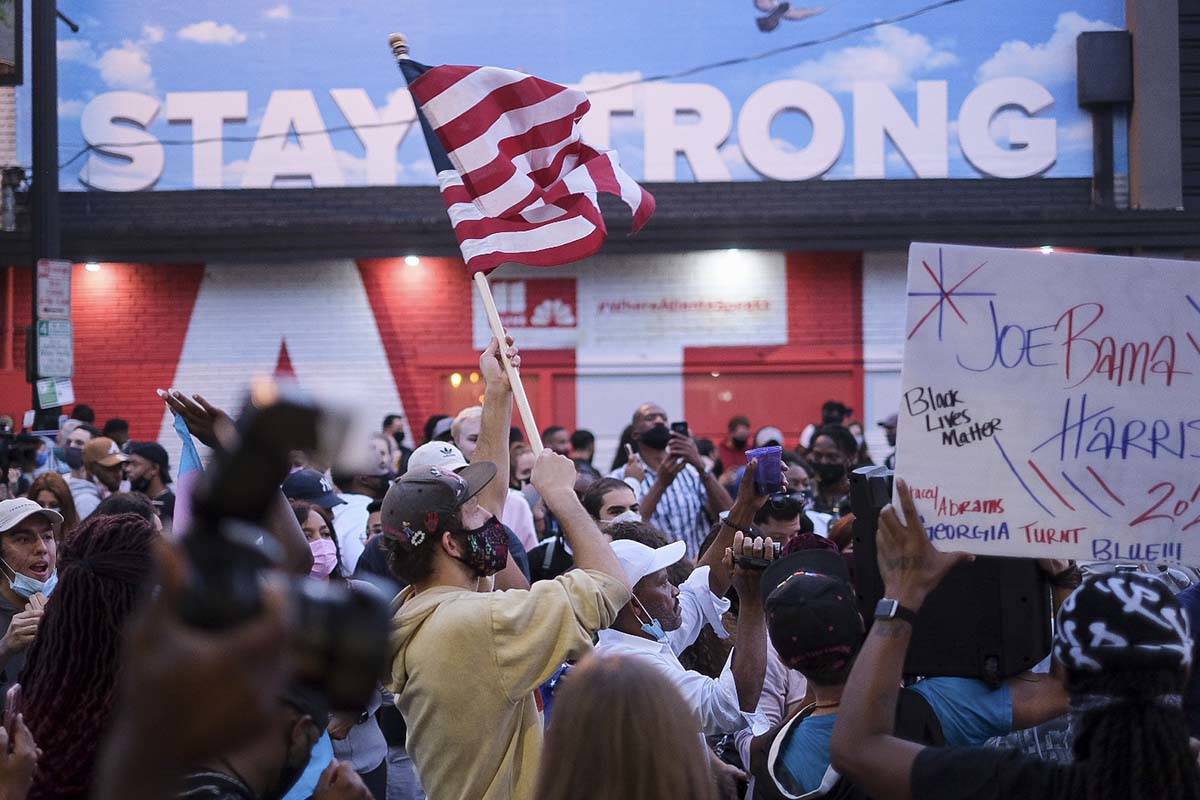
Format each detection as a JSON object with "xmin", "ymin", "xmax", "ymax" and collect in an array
[
  {"xmin": 16, "ymin": 512, "xmax": 157, "ymax": 799},
  {"xmin": 536, "ymin": 653, "xmax": 718, "ymax": 800},
  {"xmin": 24, "ymin": 474, "xmax": 78, "ymax": 541},
  {"xmin": 289, "ymin": 499, "xmax": 344, "ymax": 582}
]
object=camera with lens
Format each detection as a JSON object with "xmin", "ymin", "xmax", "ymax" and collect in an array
[
  {"xmin": 764, "ymin": 490, "xmax": 809, "ymax": 518},
  {"xmin": 178, "ymin": 378, "xmax": 391, "ymax": 711}
]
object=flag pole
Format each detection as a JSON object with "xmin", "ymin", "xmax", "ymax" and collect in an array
[
  {"xmin": 473, "ymin": 271, "xmax": 544, "ymax": 452},
  {"xmin": 388, "ymin": 34, "xmax": 543, "ymax": 450}
]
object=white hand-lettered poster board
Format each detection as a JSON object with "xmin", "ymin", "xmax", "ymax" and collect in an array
[{"xmin": 896, "ymin": 243, "xmax": 1200, "ymax": 563}]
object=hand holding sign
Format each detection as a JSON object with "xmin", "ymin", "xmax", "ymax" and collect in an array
[{"xmin": 898, "ymin": 244, "xmax": 1200, "ymax": 564}]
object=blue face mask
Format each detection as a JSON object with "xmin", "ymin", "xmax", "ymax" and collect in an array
[
  {"xmin": 3, "ymin": 560, "xmax": 58, "ymax": 599},
  {"xmin": 634, "ymin": 596, "xmax": 668, "ymax": 643},
  {"xmin": 34, "ymin": 451, "xmax": 48, "ymax": 468}
]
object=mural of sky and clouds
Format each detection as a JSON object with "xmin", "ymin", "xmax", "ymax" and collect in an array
[{"xmin": 22, "ymin": 0, "xmax": 1124, "ymax": 189}]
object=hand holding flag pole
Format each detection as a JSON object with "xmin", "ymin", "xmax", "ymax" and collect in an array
[
  {"xmin": 388, "ymin": 32, "xmax": 655, "ymax": 454},
  {"xmin": 389, "ymin": 33, "xmax": 545, "ymax": 452},
  {"xmin": 472, "ymin": 271, "xmax": 543, "ymax": 452}
]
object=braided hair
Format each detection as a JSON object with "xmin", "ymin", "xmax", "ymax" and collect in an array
[
  {"xmin": 17, "ymin": 512, "xmax": 156, "ymax": 800},
  {"xmin": 1069, "ymin": 670, "xmax": 1200, "ymax": 800}
]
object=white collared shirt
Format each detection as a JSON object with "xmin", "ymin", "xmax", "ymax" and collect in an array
[
  {"xmin": 595, "ymin": 627, "xmax": 751, "ymax": 737},
  {"xmin": 665, "ymin": 565, "xmax": 731, "ymax": 656}
]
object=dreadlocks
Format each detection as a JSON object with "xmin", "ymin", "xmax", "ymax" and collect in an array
[
  {"xmin": 18, "ymin": 512, "xmax": 156, "ymax": 800},
  {"xmin": 1070, "ymin": 670, "xmax": 1200, "ymax": 800}
]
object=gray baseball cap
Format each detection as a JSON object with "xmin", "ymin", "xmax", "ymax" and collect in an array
[{"xmin": 381, "ymin": 462, "xmax": 496, "ymax": 544}]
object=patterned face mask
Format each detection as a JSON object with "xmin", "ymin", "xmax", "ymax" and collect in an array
[{"xmin": 457, "ymin": 516, "xmax": 509, "ymax": 578}]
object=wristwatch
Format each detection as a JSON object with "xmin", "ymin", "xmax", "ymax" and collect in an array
[{"xmin": 874, "ymin": 598, "xmax": 919, "ymax": 625}]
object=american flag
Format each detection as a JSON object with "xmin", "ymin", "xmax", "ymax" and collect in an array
[{"xmin": 399, "ymin": 58, "xmax": 655, "ymax": 274}]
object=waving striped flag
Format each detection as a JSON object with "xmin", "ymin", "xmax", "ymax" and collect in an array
[{"xmin": 398, "ymin": 56, "xmax": 655, "ymax": 274}]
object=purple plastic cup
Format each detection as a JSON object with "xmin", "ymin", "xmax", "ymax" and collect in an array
[{"xmin": 745, "ymin": 445, "xmax": 783, "ymax": 495}]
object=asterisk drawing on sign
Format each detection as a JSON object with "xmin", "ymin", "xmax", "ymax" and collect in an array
[{"xmin": 906, "ymin": 248, "xmax": 995, "ymax": 341}]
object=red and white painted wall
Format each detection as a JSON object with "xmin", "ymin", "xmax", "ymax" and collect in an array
[{"xmin": 1, "ymin": 249, "xmax": 913, "ymax": 472}]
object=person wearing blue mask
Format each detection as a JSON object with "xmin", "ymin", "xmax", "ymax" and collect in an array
[
  {"xmin": 0, "ymin": 498, "xmax": 61, "ymax": 706},
  {"xmin": 593, "ymin": 533, "xmax": 773, "ymax": 795}
]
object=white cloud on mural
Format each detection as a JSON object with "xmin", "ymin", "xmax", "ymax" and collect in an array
[
  {"xmin": 97, "ymin": 41, "xmax": 155, "ymax": 91},
  {"xmin": 790, "ymin": 25, "xmax": 957, "ymax": 92},
  {"xmin": 58, "ymin": 99, "xmax": 86, "ymax": 118},
  {"xmin": 178, "ymin": 21, "xmax": 248, "ymax": 46},
  {"xmin": 264, "ymin": 4, "xmax": 292, "ymax": 21},
  {"xmin": 93, "ymin": 24, "xmax": 165, "ymax": 92},
  {"xmin": 976, "ymin": 12, "xmax": 1117, "ymax": 85},
  {"xmin": 58, "ymin": 39, "xmax": 97, "ymax": 63}
]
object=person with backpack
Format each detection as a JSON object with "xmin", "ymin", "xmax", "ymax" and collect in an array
[{"xmin": 752, "ymin": 544, "xmax": 1069, "ymax": 799}]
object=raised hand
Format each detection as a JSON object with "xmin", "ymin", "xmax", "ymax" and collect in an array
[
  {"xmin": 157, "ymin": 389, "xmax": 235, "ymax": 451},
  {"xmin": 623, "ymin": 444, "xmax": 646, "ymax": 483},
  {"xmin": 724, "ymin": 530, "xmax": 776, "ymax": 601},
  {"xmin": 666, "ymin": 433, "xmax": 703, "ymax": 470},
  {"xmin": 877, "ymin": 478, "xmax": 974, "ymax": 610},
  {"xmin": 531, "ymin": 449, "xmax": 579, "ymax": 498},
  {"xmin": 654, "ymin": 456, "xmax": 687, "ymax": 490},
  {"xmin": 480, "ymin": 335, "xmax": 521, "ymax": 389}
]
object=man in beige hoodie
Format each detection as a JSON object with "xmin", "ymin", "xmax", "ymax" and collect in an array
[{"xmin": 383, "ymin": 338, "xmax": 632, "ymax": 800}]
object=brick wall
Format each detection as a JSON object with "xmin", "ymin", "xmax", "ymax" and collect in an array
[
  {"xmin": 0, "ymin": 251, "xmax": 888, "ymax": 471},
  {"xmin": 0, "ymin": 262, "xmax": 204, "ymax": 438},
  {"xmin": 71, "ymin": 262, "xmax": 205, "ymax": 438},
  {"xmin": 358, "ymin": 257, "xmax": 474, "ymax": 436}
]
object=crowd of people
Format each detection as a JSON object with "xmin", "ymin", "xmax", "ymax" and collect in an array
[{"xmin": 0, "ymin": 337, "xmax": 1196, "ymax": 800}]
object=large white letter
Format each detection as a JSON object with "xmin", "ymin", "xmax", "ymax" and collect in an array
[
  {"xmin": 572, "ymin": 75, "xmax": 637, "ymax": 151},
  {"xmin": 643, "ymin": 83, "xmax": 732, "ymax": 182},
  {"xmin": 329, "ymin": 88, "xmax": 415, "ymax": 186},
  {"xmin": 242, "ymin": 90, "xmax": 344, "ymax": 188},
  {"xmin": 853, "ymin": 81, "xmax": 948, "ymax": 178},
  {"xmin": 958, "ymin": 78, "xmax": 1056, "ymax": 178},
  {"xmin": 737, "ymin": 80, "xmax": 844, "ymax": 181},
  {"xmin": 78, "ymin": 92, "xmax": 164, "ymax": 192},
  {"xmin": 165, "ymin": 91, "xmax": 248, "ymax": 189}
]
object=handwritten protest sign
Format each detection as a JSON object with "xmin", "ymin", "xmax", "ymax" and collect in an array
[{"xmin": 896, "ymin": 243, "xmax": 1200, "ymax": 564}]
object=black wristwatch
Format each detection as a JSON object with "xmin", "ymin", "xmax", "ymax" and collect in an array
[{"xmin": 874, "ymin": 598, "xmax": 919, "ymax": 625}]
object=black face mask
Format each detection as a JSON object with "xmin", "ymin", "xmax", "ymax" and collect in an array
[
  {"xmin": 814, "ymin": 462, "xmax": 847, "ymax": 485},
  {"xmin": 130, "ymin": 475, "xmax": 152, "ymax": 494},
  {"xmin": 63, "ymin": 446, "xmax": 84, "ymax": 471},
  {"xmin": 730, "ymin": 435, "xmax": 749, "ymax": 449},
  {"xmin": 639, "ymin": 424, "xmax": 672, "ymax": 450},
  {"xmin": 392, "ymin": 431, "xmax": 406, "ymax": 449}
]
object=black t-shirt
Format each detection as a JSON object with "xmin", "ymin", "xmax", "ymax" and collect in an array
[
  {"xmin": 155, "ymin": 489, "xmax": 177, "ymax": 520},
  {"xmin": 175, "ymin": 769, "xmax": 256, "ymax": 800},
  {"xmin": 911, "ymin": 746, "xmax": 1078, "ymax": 800}
]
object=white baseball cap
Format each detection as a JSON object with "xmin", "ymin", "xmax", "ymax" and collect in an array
[
  {"xmin": 755, "ymin": 426, "xmax": 785, "ymax": 447},
  {"xmin": 611, "ymin": 539, "xmax": 686, "ymax": 585},
  {"xmin": 405, "ymin": 441, "xmax": 470, "ymax": 474},
  {"xmin": 0, "ymin": 498, "xmax": 63, "ymax": 535}
]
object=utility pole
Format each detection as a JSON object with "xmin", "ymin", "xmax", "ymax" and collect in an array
[{"xmin": 29, "ymin": 0, "xmax": 61, "ymax": 411}]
